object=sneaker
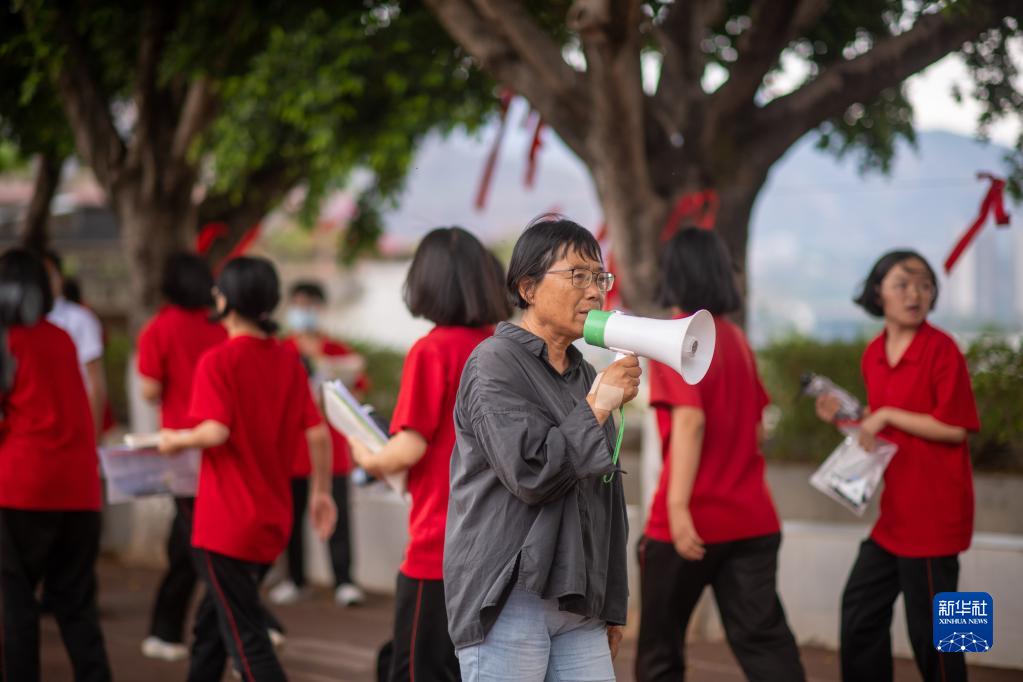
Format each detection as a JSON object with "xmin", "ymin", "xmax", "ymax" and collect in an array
[
  {"xmin": 268, "ymin": 580, "xmax": 304, "ymax": 605},
  {"xmin": 268, "ymin": 627, "xmax": 286, "ymax": 649},
  {"xmin": 141, "ymin": 636, "xmax": 189, "ymax": 662},
  {"xmin": 334, "ymin": 582, "xmax": 365, "ymax": 607}
]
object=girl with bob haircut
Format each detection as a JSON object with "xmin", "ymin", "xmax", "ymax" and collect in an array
[
  {"xmin": 0, "ymin": 248, "xmax": 112, "ymax": 681},
  {"xmin": 636, "ymin": 227, "xmax": 804, "ymax": 681},
  {"xmin": 817, "ymin": 249, "xmax": 977, "ymax": 682},
  {"xmin": 159, "ymin": 256, "xmax": 336, "ymax": 681},
  {"xmin": 137, "ymin": 252, "xmax": 229, "ymax": 662},
  {"xmin": 348, "ymin": 226, "xmax": 510, "ymax": 682}
]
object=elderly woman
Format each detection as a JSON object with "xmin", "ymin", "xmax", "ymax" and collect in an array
[{"xmin": 444, "ymin": 216, "xmax": 640, "ymax": 681}]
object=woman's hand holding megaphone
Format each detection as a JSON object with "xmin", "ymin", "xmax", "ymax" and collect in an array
[{"xmin": 587, "ymin": 354, "xmax": 641, "ymax": 424}]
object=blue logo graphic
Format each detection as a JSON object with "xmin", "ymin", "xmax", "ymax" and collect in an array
[{"xmin": 933, "ymin": 592, "xmax": 994, "ymax": 653}]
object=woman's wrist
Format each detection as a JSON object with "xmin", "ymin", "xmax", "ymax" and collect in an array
[{"xmin": 586, "ymin": 395, "xmax": 611, "ymax": 424}]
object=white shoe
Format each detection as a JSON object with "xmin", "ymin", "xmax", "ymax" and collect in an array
[
  {"xmin": 141, "ymin": 636, "xmax": 189, "ymax": 662},
  {"xmin": 268, "ymin": 580, "xmax": 303, "ymax": 605},
  {"xmin": 335, "ymin": 583, "xmax": 365, "ymax": 607},
  {"xmin": 268, "ymin": 627, "xmax": 286, "ymax": 649}
]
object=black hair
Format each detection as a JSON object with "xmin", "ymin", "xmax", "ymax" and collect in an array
[
  {"xmin": 658, "ymin": 227, "xmax": 742, "ymax": 315},
  {"xmin": 853, "ymin": 249, "xmax": 939, "ymax": 317},
  {"xmin": 212, "ymin": 256, "xmax": 281, "ymax": 334},
  {"xmin": 403, "ymin": 226, "xmax": 511, "ymax": 326},
  {"xmin": 506, "ymin": 214, "xmax": 603, "ymax": 309},
  {"xmin": 42, "ymin": 249, "xmax": 63, "ymax": 274},
  {"xmin": 62, "ymin": 278, "xmax": 83, "ymax": 305},
  {"xmin": 160, "ymin": 252, "xmax": 215, "ymax": 310},
  {"xmin": 289, "ymin": 280, "xmax": 327, "ymax": 303},
  {"xmin": 0, "ymin": 248, "xmax": 53, "ymax": 324}
]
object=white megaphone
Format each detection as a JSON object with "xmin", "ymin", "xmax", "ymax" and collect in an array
[{"xmin": 583, "ymin": 309, "xmax": 716, "ymax": 384}]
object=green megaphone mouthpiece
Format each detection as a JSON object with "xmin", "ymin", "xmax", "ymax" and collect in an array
[{"xmin": 583, "ymin": 309, "xmax": 614, "ymax": 348}]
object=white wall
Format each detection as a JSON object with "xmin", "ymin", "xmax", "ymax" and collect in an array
[{"xmin": 687, "ymin": 522, "xmax": 1023, "ymax": 670}]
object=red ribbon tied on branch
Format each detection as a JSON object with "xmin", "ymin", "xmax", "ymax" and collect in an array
[
  {"xmin": 474, "ymin": 88, "xmax": 515, "ymax": 211},
  {"xmin": 944, "ymin": 173, "xmax": 1011, "ymax": 274}
]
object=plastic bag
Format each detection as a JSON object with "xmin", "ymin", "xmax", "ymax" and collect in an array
[
  {"xmin": 98, "ymin": 446, "xmax": 200, "ymax": 504},
  {"xmin": 809, "ymin": 428, "xmax": 897, "ymax": 516}
]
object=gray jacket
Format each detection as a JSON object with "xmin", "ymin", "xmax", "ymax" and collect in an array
[{"xmin": 443, "ymin": 322, "xmax": 629, "ymax": 648}]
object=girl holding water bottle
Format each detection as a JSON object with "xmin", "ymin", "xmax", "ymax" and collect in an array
[{"xmin": 816, "ymin": 250, "xmax": 979, "ymax": 682}]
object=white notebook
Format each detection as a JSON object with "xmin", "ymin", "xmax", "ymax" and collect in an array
[{"xmin": 322, "ymin": 380, "xmax": 408, "ymax": 497}]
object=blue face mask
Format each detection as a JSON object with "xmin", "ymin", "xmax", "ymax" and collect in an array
[{"xmin": 286, "ymin": 307, "xmax": 320, "ymax": 332}]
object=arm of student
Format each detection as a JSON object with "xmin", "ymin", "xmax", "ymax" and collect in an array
[
  {"xmin": 158, "ymin": 420, "xmax": 229, "ymax": 453},
  {"xmin": 140, "ymin": 376, "xmax": 162, "ymax": 404},
  {"xmin": 666, "ymin": 406, "xmax": 706, "ymax": 560},
  {"xmin": 85, "ymin": 358, "xmax": 107, "ymax": 440},
  {"xmin": 306, "ymin": 423, "xmax": 338, "ymax": 540},
  {"xmin": 348, "ymin": 429, "xmax": 428, "ymax": 477},
  {"xmin": 858, "ymin": 407, "xmax": 967, "ymax": 450}
]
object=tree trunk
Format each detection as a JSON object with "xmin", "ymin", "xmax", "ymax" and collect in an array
[
  {"xmin": 713, "ymin": 166, "xmax": 770, "ymax": 328},
  {"xmin": 20, "ymin": 153, "xmax": 63, "ymax": 253},
  {"xmin": 114, "ymin": 182, "xmax": 194, "ymax": 333},
  {"xmin": 593, "ymin": 175, "xmax": 669, "ymax": 315}
]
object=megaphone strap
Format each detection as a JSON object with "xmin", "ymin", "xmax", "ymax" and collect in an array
[{"xmin": 602, "ymin": 406, "xmax": 626, "ymax": 484}]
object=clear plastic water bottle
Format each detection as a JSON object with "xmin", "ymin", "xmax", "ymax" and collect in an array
[{"xmin": 800, "ymin": 372, "xmax": 863, "ymax": 422}]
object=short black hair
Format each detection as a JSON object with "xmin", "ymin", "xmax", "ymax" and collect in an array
[
  {"xmin": 506, "ymin": 214, "xmax": 603, "ymax": 310},
  {"xmin": 289, "ymin": 280, "xmax": 326, "ymax": 303},
  {"xmin": 0, "ymin": 247, "xmax": 53, "ymax": 324},
  {"xmin": 658, "ymin": 227, "xmax": 741, "ymax": 315},
  {"xmin": 853, "ymin": 249, "xmax": 939, "ymax": 317},
  {"xmin": 403, "ymin": 226, "xmax": 510, "ymax": 326},
  {"xmin": 62, "ymin": 278, "xmax": 83, "ymax": 304},
  {"xmin": 213, "ymin": 256, "xmax": 281, "ymax": 334},
  {"xmin": 161, "ymin": 252, "xmax": 214, "ymax": 310}
]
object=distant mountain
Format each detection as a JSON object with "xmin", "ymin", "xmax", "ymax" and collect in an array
[
  {"xmin": 383, "ymin": 111, "xmax": 1022, "ymax": 342},
  {"xmin": 749, "ymin": 130, "xmax": 1021, "ymax": 342}
]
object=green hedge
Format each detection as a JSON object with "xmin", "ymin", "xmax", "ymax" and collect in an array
[
  {"xmin": 348, "ymin": 340, "xmax": 406, "ymax": 420},
  {"xmin": 758, "ymin": 334, "xmax": 1023, "ymax": 473}
]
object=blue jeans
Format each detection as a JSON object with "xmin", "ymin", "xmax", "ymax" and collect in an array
[{"xmin": 456, "ymin": 588, "xmax": 616, "ymax": 681}]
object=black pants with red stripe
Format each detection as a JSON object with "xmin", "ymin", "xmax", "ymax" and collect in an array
[
  {"xmin": 635, "ymin": 533, "xmax": 804, "ymax": 682},
  {"xmin": 841, "ymin": 539, "xmax": 966, "ymax": 682},
  {"xmin": 189, "ymin": 548, "xmax": 284, "ymax": 682},
  {"xmin": 149, "ymin": 497, "xmax": 198, "ymax": 643},
  {"xmin": 0, "ymin": 508, "xmax": 111, "ymax": 682},
  {"xmin": 386, "ymin": 572, "xmax": 459, "ymax": 682}
]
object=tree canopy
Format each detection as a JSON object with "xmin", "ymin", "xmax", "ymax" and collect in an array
[
  {"xmin": 3, "ymin": 0, "xmax": 497, "ymax": 318},
  {"xmin": 426, "ymin": 0, "xmax": 1023, "ymax": 311}
]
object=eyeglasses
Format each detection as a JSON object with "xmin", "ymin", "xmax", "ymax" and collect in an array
[
  {"xmin": 885, "ymin": 280, "xmax": 935, "ymax": 297},
  {"xmin": 547, "ymin": 268, "xmax": 615, "ymax": 292}
]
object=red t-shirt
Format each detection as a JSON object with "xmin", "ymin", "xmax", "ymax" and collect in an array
[
  {"xmin": 863, "ymin": 321, "xmax": 979, "ymax": 557},
  {"xmin": 137, "ymin": 305, "xmax": 227, "ymax": 429},
  {"xmin": 0, "ymin": 322, "xmax": 101, "ymax": 511},
  {"xmin": 283, "ymin": 337, "xmax": 367, "ymax": 477},
  {"xmin": 390, "ymin": 325, "xmax": 493, "ymax": 580},
  {"xmin": 189, "ymin": 335, "xmax": 323, "ymax": 564},
  {"xmin": 645, "ymin": 315, "xmax": 780, "ymax": 544}
]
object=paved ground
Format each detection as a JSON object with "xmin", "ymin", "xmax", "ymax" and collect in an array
[{"xmin": 40, "ymin": 559, "xmax": 1019, "ymax": 681}]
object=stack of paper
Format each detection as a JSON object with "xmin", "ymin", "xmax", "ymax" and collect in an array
[{"xmin": 322, "ymin": 380, "xmax": 408, "ymax": 497}]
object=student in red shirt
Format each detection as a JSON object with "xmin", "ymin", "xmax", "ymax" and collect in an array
[
  {"xmin": 159, "ymin": 256, "xmax": 337, "ymax": 682},
  {"xmin": 0, "ymin": 248, "xmax": 112, "ymax": 682},
  {"xmin": 348, "ymin": 227, "xmax": 510, "ymax": 682},
  {"xmin": 635, "ymin": 228, "xmax": 804, "ymax": 682},
  {"xmin": 270, "ymin": 280, "xmax": 368, "ymax": 608},
  {"xmin": 136, "ymin": 253, "xmax": 228, "ymax": 661},
  {"xmin": 816, "ymin": 250, "xmax": 978, "ymax": 682}
]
